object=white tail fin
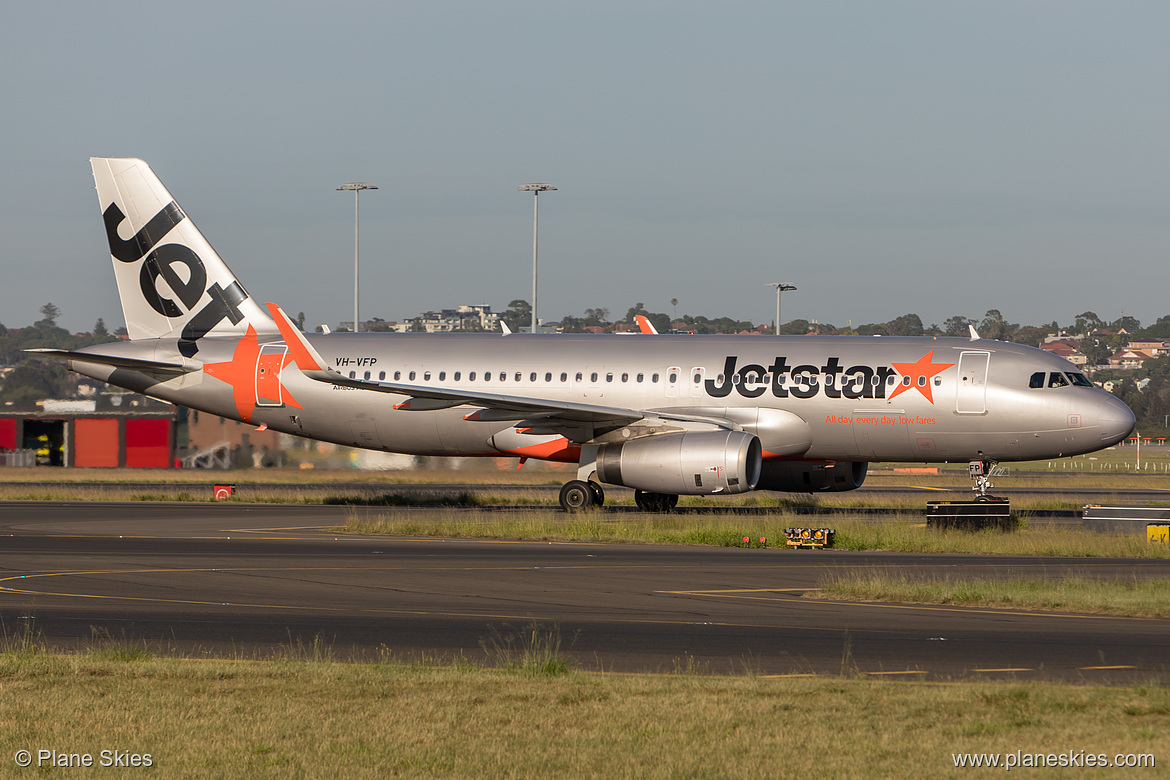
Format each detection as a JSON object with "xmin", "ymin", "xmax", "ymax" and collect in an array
[{"xmin": 91, "ymin": 158, "xmax": 275, "ymax": 356}]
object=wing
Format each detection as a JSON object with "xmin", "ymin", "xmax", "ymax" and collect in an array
[{"xmin": 265, "ymin": 303, "xmax": 736, "ymax": 441}]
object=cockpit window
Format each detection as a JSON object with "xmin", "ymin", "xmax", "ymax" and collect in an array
[
  {"xmin": 1048, "ymin": 372, "xmax": 1069, "ymax": 388},
  {"xmin": 1067, "ymin": 372, "xmax": 1093, "ymax": 387},
  {"xmin": 1029, "ymin": 372, "xmax": 1045, "ymax": 389}
]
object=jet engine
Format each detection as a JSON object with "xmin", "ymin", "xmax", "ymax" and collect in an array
[
  {"xmin": 595, "ymin": 430, "xmax": 762, "ymax": 495},
  {"xmin": 756, "ymin": 460, "xmax": 867, "ymax": 493}
]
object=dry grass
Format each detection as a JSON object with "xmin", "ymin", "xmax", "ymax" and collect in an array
[
  {"xmin": 0, "ymin": 651, "xmax": 1165, "ymax": 779},
  {"xmin": 343, "ymin": 510, "xmax": 1170, "ymax": 559},
  {"xmin": 810, "ymin": 571, "xmax": 1170, "ymax": 617}
]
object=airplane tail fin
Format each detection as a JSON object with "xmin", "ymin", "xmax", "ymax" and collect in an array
[{"xmin": 90, "ymin": 157, "xmax": 276, "ymax": 356}]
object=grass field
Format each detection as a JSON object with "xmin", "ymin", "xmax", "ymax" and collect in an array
[{"xmin": 0, "ymin": 648, "xmax": 1165, "ymax": 779}]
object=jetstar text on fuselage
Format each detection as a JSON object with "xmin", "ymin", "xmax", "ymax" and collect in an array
[{"xmin": 704, "ymin": 353, "xmax": 955, "ymax": 403}]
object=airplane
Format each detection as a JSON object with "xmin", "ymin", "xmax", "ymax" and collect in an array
[{"xmin": 34, "ymin": 158, "xmax": 1136, "ymax": 512}]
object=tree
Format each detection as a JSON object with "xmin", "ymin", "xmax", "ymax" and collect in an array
[
  {"xmin": 942, "ymin": 315, "xmax": 974, "ymax": 337},
  {"xmin": 0, "ymin": 360, "xmax": 72, "ymax": 409},
  {"xmin": 1008, "ymin": 326, "xmax": 1048, "ymax": 348},
  {"xmin": 885, "ymin": 313, "xmax": 924, "ymax": 337},
  {"xmin": 1074, "ymin": 311, "xmax": 1103, "ymax": 336},
  {"xmin": 500, "ymin": 299, "xmax": 531, "ymax": 331},
  {"xmin": 93, "ymin": 318, "xmax": 108, "ymax": 338},
  {"xmin": 295, "ymin": 312, "xmax": 306, "ymax": 330},
  {"xmin": 1112, "ymin": 315, "xmax": 1141, "ymax": 333},
  {"xmin": 624, "ymin": 302, "xmax": 649, "ymax": 323},
  {"xmin": 978, "ymin": 309, "xmax": 1016, "ymax": 341},
  {"xmin": 38, "ymin": 303, "xmax": 61, "ymax": 327},
  {"xmin": 1141, "ymin": 316, "xmax": 1170, "ymax": 339}
]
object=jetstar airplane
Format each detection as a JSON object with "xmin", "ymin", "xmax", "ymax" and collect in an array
[{"xmin": 34, "ymin": 158, "xmax": 1136, "ymax": 512}]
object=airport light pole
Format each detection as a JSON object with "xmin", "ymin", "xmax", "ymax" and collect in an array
[
  {"xmin": 764, "ymin": 283, "xmax": 797, "ymax": 335},
  {"xmin": 519, "ymin": 183, "xmax": 556, "ymax": 333},
  {"xmin": 337, "ymin": 182, "xmax": 378, "ymax": 332}
]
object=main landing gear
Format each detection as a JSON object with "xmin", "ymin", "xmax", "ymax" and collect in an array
[
  {"xmin": 634, "ymin": 490, "xmax": 678, "ymax": 513},
  {"xmin": 558, "ymin": 444, "xmax": 680, "ymax": 512},
  {"xmin": 968, "ymin": 457, "xmax": 1003, "ymax": 502},
  {"xmin": 558, "ymin": 480, "xmax": 605, "ymax": 512}
]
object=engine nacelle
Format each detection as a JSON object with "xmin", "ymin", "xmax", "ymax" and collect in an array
[
  {"xmin": 595, "ymin": 430, "xmax": 762, "ymax": 495},
  {"xmin": 756, "ymin": 460, "xmax": 868, "ymax": 493}
]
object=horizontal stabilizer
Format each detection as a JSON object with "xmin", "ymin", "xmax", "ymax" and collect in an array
[{"xmin": 25, "ymin": 348, "xmax": 198, "ymax": 375}]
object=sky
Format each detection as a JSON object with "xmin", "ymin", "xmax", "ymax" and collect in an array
[{"xmin": 1, "ymin": 1, "xmax": 1167, "ymax": 334}]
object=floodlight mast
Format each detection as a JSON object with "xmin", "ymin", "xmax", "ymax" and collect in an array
[
  {"xmin": 764, "ymin": 283, "xmax": 797, "ymax": 336},
  {"xmin": 518, "ymin": 183, "xmax": 556, "ymax": 333},
  {"xmin": 337, "ymin": 182, "xmax": 378, "ymax": 333}
]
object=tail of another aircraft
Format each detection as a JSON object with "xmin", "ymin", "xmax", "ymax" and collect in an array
[{"xmin": 91, "ymin": 157, "xmax": 276, "ymax": 356}]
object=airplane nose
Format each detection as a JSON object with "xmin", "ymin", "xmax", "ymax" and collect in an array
[{"xmin": 1098, "ymin": 393, "xmax": 1136, "ymax": 446}]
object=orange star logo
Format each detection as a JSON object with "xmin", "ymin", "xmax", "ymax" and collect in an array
[
  {"xmin": 202, "ymin": 325, "xmax": 301, "ymax": 422},
  {"xmin": 888, "ymin": 351, "xmax": 954, "ymax": 404}
]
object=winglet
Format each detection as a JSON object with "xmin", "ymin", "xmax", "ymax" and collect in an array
[
  {"xmin": 634, "ymin": 314, "xmax": 658, "ymax": 335},
  {"xmin": 266, "ymin": 302, "xmax": 326, "ymax": 372},
  {"xmin": 501, "ymin": 321, "xmax": 512, "ymax": 335},
  {"xmin": 968, "ymin": 324, "xmax": 981, "ymax": 341}
]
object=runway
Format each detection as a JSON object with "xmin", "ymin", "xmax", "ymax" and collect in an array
[{"xmin": 2, "ymin": 501, "xmax": 1168, "ymax": 681}]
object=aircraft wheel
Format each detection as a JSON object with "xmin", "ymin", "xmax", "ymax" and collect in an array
[
  {"xmin": 588, "ymin": 481, "xmax": 605, "ymax": 507},
  {"xmin": 559, "ymin": 480, "xmax": 596, "ymax": 512},
  {"xmin": 634, "ymin": 490, "xmax": 677, "ymax": 513}
]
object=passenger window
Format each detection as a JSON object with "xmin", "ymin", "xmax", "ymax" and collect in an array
[
  {"xmin": 1029, "ymin": 372, "xmax": 1045, "ymax": 389},
  {"xmin": 606, "ymin": 373, "xmax": 613, "ymax": 383},
  {"xmin": 591, "ymin": 372, "xmax": 598, "ymax": 382},
  {"xmin": 484, "ymin": 372, "xmax": 491, "ymax": 381},
  {"xmin": 349, "ymin": 371, "xmax": 356, "ymax": 379},
  {"xmin": 933, "ymin": 377, "xmax": 941, "ymax": 386},
  {"xmin": 500, "ymin": 372, "xmax": 506, "ymax": 381},
  {"xmin": 621, "ymin": 373, "xmax": 629, "ymax": 382},
  {"xmin": 454, "ymin": 371, "xmax": 461, "ymax": 381},
  {"xmin": 669, "ymin": 372, "xmax": 678, "ymax": 383},
  {"xmin": 693, "ymin": 373, "xmax": 701, "ymax": 383},
  {"xmin": 901, "ymin": 376, "xmax": 911, "ymax": 386},
  {"xmin": 652, "ymin": 373, "xmax": 659, "ymax": 383},
  {"xmin": 1048, "ymin": 372, "xmax": 1069, "ymax": 388},
  {"xmin": 530, "ymin": 372, "xmax": 537, "ymax": 382},
  {"xmin": 545, "ymin": 372, "xmax": 552, "ymax": 382},
  {"xmin": 364, "ymin": 371, "xmax": 371, "ymax": 380},
  {"xmin": 560, "ymin": 372, "xmax": 567, "ymax": 382},
  {"xmin": 424, "ymin": 371, "xmax": 431, "ymax": 381},
  {"xmin": 438, "ymin": 371, "xmax": 445, "ymax": 381},
  {"xmin": 575, "ymin": 372, "xmax": 583, "ymax": 382},
  {"xmin": 515, "ymin": 372, "xmax": 521, "ymax": 381},
  {"xmin": 409, "ymin": 371, "xmax": 416, "ymax": 381},
  {"xmin": 636, "ymin": 373, "xmax": 644, "ymax": 383},
  {"xmin": 917, "ymin": 376, "xmax": 926, "ymax": 387},
  {"xmin": 394, "ymin": 371, "xmax": 401, "ymax": 380},
  {"xmin": 378, "ymin": 371, "xmax": 386, "ymax": 381}
]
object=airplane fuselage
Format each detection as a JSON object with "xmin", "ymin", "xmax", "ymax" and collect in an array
[{"xmin": 70, "ymin": 331, "xmax": 1134, "ymax": 466}]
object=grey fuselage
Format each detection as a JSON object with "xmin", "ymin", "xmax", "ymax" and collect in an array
[{"xmin": 70, "ymin": 332, "xmax": 1135, "ymax": 467}]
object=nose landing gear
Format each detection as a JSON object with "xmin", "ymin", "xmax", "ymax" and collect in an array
[{"xmin": 968, "ymin": 458, "xmax": 1001, "ymax": 501}]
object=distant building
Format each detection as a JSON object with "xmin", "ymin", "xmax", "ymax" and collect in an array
[
  {"xmin": 1108, "ymin": 349, "xmax": 1153, "ymax": 370},
  {"xmin": 1040, "ymin": 339, "xmax": 1087, "ymax": 366},
  {"xmin": 0, "ymin": 407, "xmax": 176, "ymax": 468},
  {"xmin": 347, "ymin": 304, "xmax": 500, "ymax": 334}
]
